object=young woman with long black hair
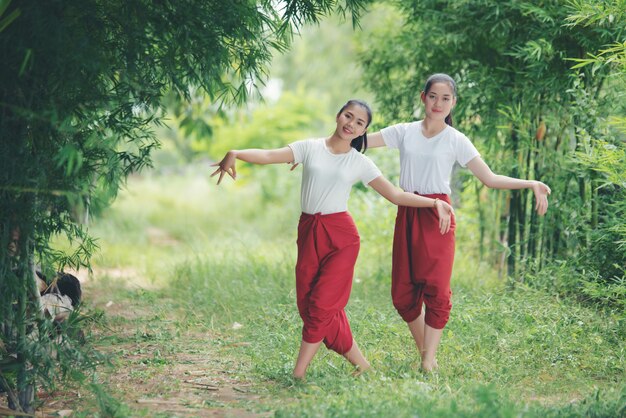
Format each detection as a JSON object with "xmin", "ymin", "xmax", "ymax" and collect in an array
[{"xmin": 366, "ymin": 74, "xmax": 551, "ymax": 372}]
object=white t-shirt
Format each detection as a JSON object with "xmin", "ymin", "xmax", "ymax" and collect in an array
[
  {"xmin": 289, "ymin": 138, "xmax": 382, "ymax": 215},
  {"xmin": 381, "ymin": 121, "xmax": 480, "ymax": 194}
]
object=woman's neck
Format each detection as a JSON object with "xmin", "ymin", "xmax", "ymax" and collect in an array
[
  {"xmin": 421, "ymin": 117, "xmax": 448, "ymax": 138},
  {"xmin": 326, "ymin": 134, "xmax": 352, "ymax": 154}
]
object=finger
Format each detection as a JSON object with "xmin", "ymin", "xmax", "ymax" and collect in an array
[
  {"xmin": 539, "ymin": 206, "xmax": 546, "ymax": 216},
  {"xmin": 290, "ymin": 163, "xmax": 300, "ymax": 171},
  {"xmin": 538, "ymin": 198, "xmax": 547, "ymax": 215},
  {"xmin": 210, "ymin": 167, "xmax": 221, "ymax": 178},
  {"xmin": 210, "ymin": 162, "xmax": 220, "ymax": 167},
  {"xmin": 217, "ymin": 170, "xmax": 225, "ymax": 185},
  {"xmin": 232, "ymin": 166, "xmax": 237, "ymax": 179}
]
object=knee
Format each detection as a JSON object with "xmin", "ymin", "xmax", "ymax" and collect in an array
[
  {"xmin": 325, "ymin": 336, "xmax": 353, "ymax": 355},
  {"xmin": 392, "ymin": 295, "xmax": 422, "ymax": 323},
  {"xmin": 424, "ymin": 298, "xmax": 452, "ymax": 329}
]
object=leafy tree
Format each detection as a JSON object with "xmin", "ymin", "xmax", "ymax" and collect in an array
[
  {"xmin": 358, "ymin": 1, "xmax": 625, "ymax": 290},
  {"xmin": 0, "ymin": 0, "xmax": 370, "ymax": 413}
]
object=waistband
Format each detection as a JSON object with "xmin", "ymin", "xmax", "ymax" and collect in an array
[
  {"xmin": 300, "ymin": 211, "xmax": 350, "ymax": 220},
  {"xmin": 412, "ymin": 192, "xmax": 450, "ymax": 199}
]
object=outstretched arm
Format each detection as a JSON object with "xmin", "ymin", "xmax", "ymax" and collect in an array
[
  {"xmin": 368, "ymin": 176, "xmax": 454, "ymax": 234},
  {"xmin": 366, "ymin": 131, "xmax": 386, "ymax": 149},
  {"xmin": 211, "ymin": 147, "xmax": 295, "ymax": 184},
  {"xmin": 466, "ymin": 156, "xmax": 551, "ymax": 215}
]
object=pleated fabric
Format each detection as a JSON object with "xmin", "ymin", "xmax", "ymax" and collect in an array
[
  {"xmin": 296, "ymin": 211, "xmax": 360, "ymax": 354},
  {"xmin": 391, "ymin": 194, "xmax": 455, "ymax": 329}
]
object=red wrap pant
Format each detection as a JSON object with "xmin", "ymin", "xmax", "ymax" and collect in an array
[
  {"xmin": 296, "ymin": 211, "xmax": 360, "ymax": 355},
  {"xmin": 391, "ymin": 194, "xmax": 456, "ymax": 329}
]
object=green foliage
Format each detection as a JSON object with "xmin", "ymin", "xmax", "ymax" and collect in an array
[
  {"xmin": 155, "ymin": 87, "xmax": 227, "ymax": 164},
  {"xmin": 0, "ymin": 0, "xmax": 19, "ymax": 32},
  {"xmin": 564, "ymin": 0, "xmax": 626, "ymax": 28}
]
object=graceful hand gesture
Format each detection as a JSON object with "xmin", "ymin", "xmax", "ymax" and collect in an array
[
  {"xmin": 531, "ymin": 181, "xmax": 551, "ymax": 216},
  {"xmin": 210, "ymin": 151, "xmax": 237, "ymax": 185},
  {"xmin": 435, "ymin": 200, "xmax": 455, "ymax": 235}
]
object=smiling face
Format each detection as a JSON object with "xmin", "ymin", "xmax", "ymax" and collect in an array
[
  {"xmin": 335, "ymin": 103, "xmax": 370, "ymax": 140},
  {"xmin": 421, "ymin": 82, "xmax": 457, "ymax": 122}
]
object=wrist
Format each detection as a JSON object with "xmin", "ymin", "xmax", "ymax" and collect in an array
[{"xmin": 433, "ymin": 198, "xmax": 440, "ymax": 208}]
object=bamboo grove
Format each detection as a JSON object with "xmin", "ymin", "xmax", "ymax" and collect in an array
[{"xmin": 359, "ymin": 0, "xmax": 626, "ymax": 304}]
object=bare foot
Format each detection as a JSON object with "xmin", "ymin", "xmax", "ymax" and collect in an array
[
  {"xmin": 421, "ymin": 358, "xmax": 438, "ymax": 372},
  {"xmin": 352, "ymin": 364, "xmax": 371, "ymax": 377}
]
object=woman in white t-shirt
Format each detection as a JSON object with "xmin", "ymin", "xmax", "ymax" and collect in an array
[
  {"xmin": 211, "ymin": 100, "xmax": 455, "ymax": 379},
  {"xmin": 366, "ymin": 74, "xmax": 551, "ymax": 372}
]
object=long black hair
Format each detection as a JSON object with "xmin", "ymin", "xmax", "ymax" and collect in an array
[
  {"xmin": 337, "ymin": 99, "xmax": 372, "ymax": 153},
  {"xmin": 424, "ymin": 73, "xmax": 457, "ymax": 127}
]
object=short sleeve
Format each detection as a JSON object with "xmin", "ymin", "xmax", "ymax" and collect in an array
[
  {"xmin": 288, "ymin": 139, "xmax": 310, "ymax": 164},
  {"xmin": 380, "ymin": 123, "xmax": 407, "ymax": 149},
  {"xmin": 359, "ymin": 155, "xmax": 383, "ymax": 186},
  {"xmin": 455, "ymin": 134, "xmax": 480, "ymax": 167}
]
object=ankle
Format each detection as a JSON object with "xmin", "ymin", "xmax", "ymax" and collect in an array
[
  {"xmin": 352, "ymin": 364, "xmax": 371, "ymax": 377},
  {"xmin": 421, "ymin": 358, "xmax": 438, "ymax": 372},
  {"xmin": 293, "ymin": 367, "xmax": 307, "ymax": 379}
]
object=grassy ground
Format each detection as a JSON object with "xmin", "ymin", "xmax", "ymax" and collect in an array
[{"xmin": 54, "ymin": 168, "xmax": 624, "ymax": 417}]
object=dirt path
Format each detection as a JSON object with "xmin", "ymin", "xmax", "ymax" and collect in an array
[{"xmin": 26, "ymin": 270, "xmax": 274, "ymax": 417}]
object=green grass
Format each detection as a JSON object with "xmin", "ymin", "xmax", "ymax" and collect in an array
[{"xmin": 83, "ymin": 168, "xmax": 625, "ymax": 417}]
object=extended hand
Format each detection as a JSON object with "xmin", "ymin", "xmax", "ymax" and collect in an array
[
  {"xmin": 532, "ymin": 181, "xmax": 551, "ymax": 216},
  {"xmin": 210, "ymin": 151, "xmax": 237, "ymax": 185},
  {"xmin": 435, "ymin": 200, "xmax": 455, "ymax": 234}
]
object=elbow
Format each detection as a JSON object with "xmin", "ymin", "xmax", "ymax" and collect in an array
[
  {"xmin": 481, "ymin": 179, "xmax": 494, "ymax": 188},
  {"xmin": 480, "ymin": 176, "xmax": 497, "ymax": 188},
  {"xmin": 387, "ymin": 191, "xmax": 402, "ymax": 206}
]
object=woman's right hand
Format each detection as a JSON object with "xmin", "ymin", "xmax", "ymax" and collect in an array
[
  {"xmin": 435, "ymin": 200, "xmax": 454, "ymax": 235},
  {"xmin": 210, "ymin": 151, "xmax": 237, "ymax": 185}
]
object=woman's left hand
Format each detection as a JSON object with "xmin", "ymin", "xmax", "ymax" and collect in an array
[
  {"xmin": 210, "ymin": 151, "xmax": 237, "ymax": 185},
  {"xmin": 531, "ymin": 181, "xmax": 551, "ymax": 216},
  {"xmin": 435, "ymin": 200, "xmax": 455, "ymax": 235}
]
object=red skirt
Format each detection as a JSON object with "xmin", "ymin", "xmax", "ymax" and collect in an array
[
  {"xmin": 391, "ymin": 193, "xmax": 455, "ymax": 329},
  {"xmin": 296, "ymin": 211, "xmax": 360, "ymax": 354}
]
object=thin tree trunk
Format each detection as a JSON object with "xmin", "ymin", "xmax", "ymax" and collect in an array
[
  {"xmin": 476, "ymin": 183, "xmax": 485, "ymax": 260},
  {"xmin": 507, "ymin": 190, "xmax": 518, "ymax": 279}
]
